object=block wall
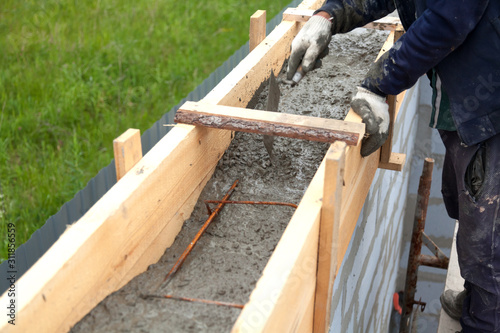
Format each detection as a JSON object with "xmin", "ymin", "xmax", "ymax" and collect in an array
[
  {"xmin": 329, "ymin": 78, "xmax": 421, "ymax": 333},
  {"xmin": 395, "ymin": 79, "xmax": 456, "ymax": 332}
]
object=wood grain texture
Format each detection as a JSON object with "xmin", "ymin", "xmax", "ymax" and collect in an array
[
  {"xmin": 379, "ymin": 28, "xmax": 405, "ymax": 165},
  {"xmin": 175, "ymin": 101, "xmax": 364, "ymax": 145},
  {"xmin": 113, "ymin": 128, "xmax": 142, "ymax": 181},
  {"xmin": 250, "ymin": 10, "xmax": 266, "ymax": 52},
  {"xmin": 379, "ymin": 152, "xmax": 406, "ymax": 171},
  {"xmin": 314, "ymin": 142, "xmax": 346, "ymax": 333}
]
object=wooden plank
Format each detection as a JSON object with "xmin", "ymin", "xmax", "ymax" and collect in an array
[
  {"xmin": 283, "ymin": 8, "xmax": 403, "ymax": 31},
  {"xmin": 379, "ymin": 152, "xmax": 406, "ymax": 171},
  {"xmin": 380, "ymin": 93, "xmax": 398, "ymax": 164},
  {"xmin": 380, "ymin": 29, "xmax": 405, "ymax": 165},
  {"xmin": 113, "ymin": 128, "xmax": 142, "ymax": 181},
  {"xmin": 363, "ymin": 17, "xmax": 403, "ymax": 31},
  {"xmin": 0, "ymin": 125, "xmax": 230, "ymax": 333},
  {"xmin": 314, "ymin": 142, "xmax": 346, "ymax": 333},
  {"xmin": 250, "ymin": 10, "xmax": 266, "ymax": 52},
  {"xmin": 334, "ymin": 110, "xmax": 381, "ymax": 270},
  {"xmin": 175, "ymin": 101, "xmax": 365, "ymax": 145},
  {"xmin": 394, "ymin": 28, "xmax": 405, "ymax": 41},
  {"xmin": 378, "ymin": 79, "xmax": 407, "ymax": 170},
  {"xmin": 282, "ymin": 8, "xmax": 315, "ymax": 22},
  {"xmin": 296, "ymin": 291, "xmax": 315, "ymax": 333}
]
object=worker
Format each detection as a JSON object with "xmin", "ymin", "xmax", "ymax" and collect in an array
[{"xmin": 287, "ymin": 1, "xmax": 500, "ymax": 332}]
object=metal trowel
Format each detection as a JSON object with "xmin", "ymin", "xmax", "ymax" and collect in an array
[{"xmin": 263, "ymin": 70, "xmax": 280, "ymax": 163}]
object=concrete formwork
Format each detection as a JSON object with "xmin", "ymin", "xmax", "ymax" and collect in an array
[{"xmin": 0, "ymin": 1, "xmax": 447, "ymax": 332}]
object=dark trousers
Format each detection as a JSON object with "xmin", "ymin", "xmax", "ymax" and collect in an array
[{"xmin": 439, "ymin": 130, "xmax": 500, "ymax": 332}]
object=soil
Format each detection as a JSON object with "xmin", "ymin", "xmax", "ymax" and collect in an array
[{"xmin": 71, "ymin": 28, "xmax": 388, "ymax": 333}]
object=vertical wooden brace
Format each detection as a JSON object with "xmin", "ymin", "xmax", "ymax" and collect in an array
[
  {"xmin": 379, "ymin": 28, "xmax": 406, "ymax": 168},
  {"xmin": 380, "ymin": 93, "xmax": 397, "ymax": 164},
  {"xmin": 250, "ymin": 10, "xmax": 266, "ymax": 52},
  {"xmin": 113, "ymin": 128, "xmax": 142, "ymax": 181},
  {"xmin": 314, "ymin": 141, "xmax": 346, "ymax": 333}
]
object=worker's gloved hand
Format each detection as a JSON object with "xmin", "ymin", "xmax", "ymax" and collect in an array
[
  {"xmin": 286, "ymin": 14, "xmax": 332, "ymax": 80},
  {"xmin": 351, "ymin": 87, "xmax": 390, "ymax": 157}
]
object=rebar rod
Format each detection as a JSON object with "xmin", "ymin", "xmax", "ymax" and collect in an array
[
  {"xmin": 204, "ymin": 200, "xmax": 297, "ymax": 214},
  {"xmin": 145, "ymin": 294, "xmax": 245, "ymax": 309},
  {"xmin": 160, "ymin": 180, "xmax": 239, "ymax": 289},
  {"xmin": 418, "ymin": 254, "xmax": 449, "ymax": 269},
  {"xmin": 422, "ymin": 231, "xmax": 449, "ymax": 264}
]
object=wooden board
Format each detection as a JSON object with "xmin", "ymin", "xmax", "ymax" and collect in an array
[
  {"xmin": 113, "ymin": 128, "xmax": 142, "ymax": 181},
  {"xmin": 379, "ymin": 152, "xmax": 406, "ymax": 171},
  {"xmin": 314, "ymin": 142, "xmax": 346, "ymax": 333},
  {"xmin": 250, "ymin": 10, "xmax": 266, "ymax": 52},
  {"xmin": 379, "ymin": 29, "xmax": 405, "ymax": 166},
  {"xmin": 363, "ymin": 16, "xmax": 404, "ymax": 31},
  {"xmin": 282, "ymin": 8, "xmax": 316, "ymax": 22},
  {"xmin": 175, "ymin": 101, "xmax": 365, "ymax": 145}
]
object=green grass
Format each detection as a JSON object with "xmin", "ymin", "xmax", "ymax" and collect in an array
[{"xmin": 0, "ymin": 0, "xmax": 292, "ymax": 262}]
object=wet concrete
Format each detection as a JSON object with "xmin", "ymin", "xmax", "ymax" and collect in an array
[{"xmin": 70, "ymin": 28, "xmax": 388, "ymax": 333}]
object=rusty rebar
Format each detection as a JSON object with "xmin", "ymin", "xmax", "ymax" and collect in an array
[
  {"xmin": 204, "ymin": 200, "xmax": 297, "ymax": 214},
  {"xmin": 418, "ymin": 254, "xmax": 449, "ymax": 269},
  {"xmin": 160, "ymin": 180, "xmax": 239, "ymax": 289},
  {"xmin": 422, "ymin": 231, "xmax": 449, "ymax": 264},
  {"xmin": 400, "ymin": 158, "xmax": 434, "ymax": 333},
  {"xmin": 144, "ymin": 294, "xmax": 245, "ymax": 309}
]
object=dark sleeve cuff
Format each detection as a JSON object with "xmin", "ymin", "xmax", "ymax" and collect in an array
[{"xmin": 360, "ymin": 81, "xmax": 387, "ymax": 98}]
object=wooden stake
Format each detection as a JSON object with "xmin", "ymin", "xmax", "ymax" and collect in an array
[
  {"xmin": 250, "ymin": 10, "xmax": 266, "ymax": 52},
  {"xmin": 175, "ymin": 101, "xmax": 365, "ymax": 146},
  {"xmin": 380, "ymin": 93, "xmax": 397, "ymax": 164},
  {"xmin": 113, "ymin": 128, "xmax": 142, "ymax": 181},
  {"xmin": 314, "ymin": 141, "xmax": 346, "ymax": 333},
  {"xmin": 379, "ymin": 152, "xmax": 406, "ymax": 171},
  {"xmin": 379, "ymin": 28, "xmax": 406, "ymax": 170}
]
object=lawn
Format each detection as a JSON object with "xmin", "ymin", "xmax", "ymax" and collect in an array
[{"xmin": 0, "ymin": 0, "xmax": 293, "ymax": 261}]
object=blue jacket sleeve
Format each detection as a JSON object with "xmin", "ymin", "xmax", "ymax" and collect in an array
[
  {"xmin": 363, "ymin": 0, "xmax": 490, "ymax": 96},
  {"xmin": 316, "ymin": 0, "xmax": 396, "ymax": 33}
]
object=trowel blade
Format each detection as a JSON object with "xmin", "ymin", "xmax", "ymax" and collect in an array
[
  {"xmin": 263, "ymin": 70, "xmax": 280, "ymax": 162},
  {"xmin": 266, "ymin": 70, "xmax": 280, "ymax": 113}
]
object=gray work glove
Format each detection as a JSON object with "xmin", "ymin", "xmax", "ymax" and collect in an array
[
  {"xmin": 287, "ymin": 15, "xmax": 332, "ymax": 80},
  {"xmin": 350, "ymin": 87, "xmax": 390, "ymax": 157}
]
